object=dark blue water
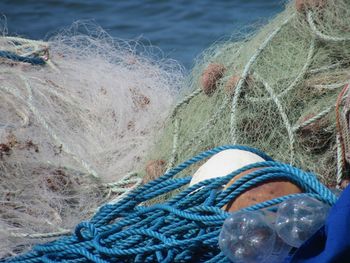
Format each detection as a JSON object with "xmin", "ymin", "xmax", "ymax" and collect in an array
[{"xmin": 0, "ymin": 0, "xmax": 285, "ymax": 68}]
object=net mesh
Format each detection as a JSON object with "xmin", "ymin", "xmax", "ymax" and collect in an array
[
  {"xmin": 148, "ymin": 0, "xmax": 350, "ymax": 189},
  {"xmin": 0, "ymin": 23, "xmax": 184, "ymax": 257}
]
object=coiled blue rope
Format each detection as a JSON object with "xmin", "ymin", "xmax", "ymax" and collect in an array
[
  {"xmin": 0, "ymin": 50, "xmax": 46, "ymax": 65},
  {"xmin": 3, "ymin": 145, "xmax": 337, "ymax": 263}
]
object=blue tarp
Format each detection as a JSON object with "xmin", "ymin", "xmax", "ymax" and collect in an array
[{"xmin": 290, "ymin": 185, "xmax": 350, "ymax": 263}]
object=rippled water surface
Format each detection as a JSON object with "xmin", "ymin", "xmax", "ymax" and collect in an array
[{"xmin": 0, "ymin": 0, "xmax": 285, "ymax": 68}]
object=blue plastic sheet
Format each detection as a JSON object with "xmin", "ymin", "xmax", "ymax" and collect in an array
[{"xmin": 290, "ymin": 185, "xmax": 350, "ymax": 263}]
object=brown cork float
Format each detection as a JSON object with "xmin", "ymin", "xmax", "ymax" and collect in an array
[
  {"xmin": 143, "ymin": 159, "xmax": 167, "ymax": 184},
  {"xmin": 200, "ymin": 63, "xmax": 226, "ymax": 95},
  {"xmin": 223, "ymin": 168, "xmax": 302, "ymax": 212},
  {"xmin": 295, "ymin": 0, "xmax": 326, "ymax": 13}
]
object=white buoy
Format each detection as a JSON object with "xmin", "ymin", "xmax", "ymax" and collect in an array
[{"xmin": 189, "ymin": 149, "xmax": 265, "ymax": 186}]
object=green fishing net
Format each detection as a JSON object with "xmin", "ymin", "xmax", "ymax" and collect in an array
[{"xmin": 147, "ymin": 0, "xmax": 350, "ymax": 188}]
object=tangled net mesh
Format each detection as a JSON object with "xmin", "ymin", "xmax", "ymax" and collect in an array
[
  {"xmin": 0, "ymin": 23, "xmax": 184, "ymax": 257},
  {"xmin": 148, "ymin": 0, "xmax": 350, "ymax": 190}
]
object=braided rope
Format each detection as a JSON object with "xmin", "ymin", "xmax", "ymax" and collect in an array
[
  {"xmin": 0, "ymin": 50, "xmax": 46, "ymax": 65},
  {"xmin": 309, "ymin": 62, "xmax": 343, "ymax": 74},
  {"xmin": 307, "ymin": 11, "xmax": 350, "ymax": 42},
  {"xmin": 246, "ymin": 36, "xmax": 315, "ymax": 104},
  {"xmin": 335, "ymin": 84, "xmax": 350, "ymax": 178},
  {"xmin": 3, "ymin": 145, "xmax": 337, "ymax": 263},
  {"xmin": 230, "ymin": 15, "xmax": 294, "ymax": 143},
  {"xmin": 165, "ymin": 11, "xmax": 340, "ymax": 187},
  {"xmin": 167, "ymin": 118, "xmax": 180, "ymax": 170},
  {"xmin": 1, "ymin": 36, "xmax": 48, "ymax": 46},
  {"xmin": 171, "ymin": 41, "xmax": 243, "ymax": 156},
  {"xmin": 181, "ymin": 13, "xmax": 347, "ymax": 186},
  {"xmin": 292, "ymin": 105, "xmax": 334, "ymax": 133},
  {"xmin": 336, "ymin": 135, "xmax": 344, "ymax": 187},
  {"xmin": 1, "ymin": 8, "xmax": 349, "ymax": 258},
  {"xmin": 6, "ymin": 230, "xmax": 71, "ymax": 239},
  {"xmin": 312, "ymin": 81, "xmax": 349, "ymax": 90},
  {"xmin": 254, "ymin": 73, "xmax": 295, "ymax": 164},
  {"xmin": 163, "ymin": 10, "xmax": 344, "ymax": 180},
  {"xmin": 0, "ymin": 36, "xmax": 60, "ymax": 72},
  {"xmin": 167, "ymin": 88, "xmax": 202, "ymax": 169},
  {"xmin": 0, "ymin": 37, "xmax": 49, "ymax": 65},
  {"xmin": 171, "ymin": 88, "xmax": 202, "ymax": 118},
  {"xmin": 104, "ymin": 173, "xmax": 143, "ymax": 205}
]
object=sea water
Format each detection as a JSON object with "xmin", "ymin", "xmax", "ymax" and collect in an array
[{"xmin": 0, "ymin": 0, "xmax": 284, "ymax": 68}]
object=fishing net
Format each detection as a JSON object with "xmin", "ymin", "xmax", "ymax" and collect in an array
[
  {"xmin": 4, "ymin": 0, "xmax": 350, "ymax": 259},
  {"xmin": 147, "ymin": 0, "xmax": 350, "ymax": 189},
  {"xmin": 0, "ymin": 23, "xmax": 184, "ymax": 257}
]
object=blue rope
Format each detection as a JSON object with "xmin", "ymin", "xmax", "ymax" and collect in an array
[
  {"xmin": 0, "ymin": 50, "xmax": 46, "ymax": 65},
  {"xmin": 2, "ymin": 145, "xmax": 337, "ymax": 263}
]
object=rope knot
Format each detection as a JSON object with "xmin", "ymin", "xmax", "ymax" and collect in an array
[{"xmin": 74, "ymin": 221, "xmax": 98, "ymax": 241}]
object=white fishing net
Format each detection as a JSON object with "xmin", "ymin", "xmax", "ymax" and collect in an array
[{"xmin": 0, "ymin": 23, "xmax": 184, "ymax": 257}]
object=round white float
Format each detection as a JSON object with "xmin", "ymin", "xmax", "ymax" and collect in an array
[{"xmin": 189, "ymin": 149, "xmax": 265, "ymax": 186}]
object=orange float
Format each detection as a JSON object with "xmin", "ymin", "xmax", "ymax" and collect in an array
[
  {"xmin": 295, "ymin": 0, "xmax": 326, "ymax": 13},
  {"xmin": 223, "ymin": 168, "xmax": 302, "ymax": 212},
  {"xmin": 200, "ymin": 63, "xmax": 226, "ymax": 95},
  {"xmin": 143, "ymin": 159, "xmax": 167, "ymax": 184}
]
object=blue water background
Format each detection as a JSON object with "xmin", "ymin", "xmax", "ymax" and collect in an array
[{"xmin": 0, "ymin": 0, "xmax": 285, "ymax": 69}]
